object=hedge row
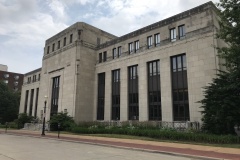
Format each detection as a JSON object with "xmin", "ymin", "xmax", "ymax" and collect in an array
[{"xmin": 70, "ymin": 127, "xmax": 240, "ymax": 144}]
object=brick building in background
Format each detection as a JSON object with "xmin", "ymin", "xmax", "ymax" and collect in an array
[{"xmin": 0, "ymin": 64, "xmax": 24, "ymax": 92}]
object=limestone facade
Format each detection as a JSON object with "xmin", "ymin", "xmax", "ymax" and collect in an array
[{"xmin": 19, "ymin": 2, "xmax": 224, "ymax": 123}]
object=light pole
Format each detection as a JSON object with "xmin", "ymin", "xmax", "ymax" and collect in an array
[{"xmin": 41, "ymin": 96, "xmax": 48, "ymax": 136}]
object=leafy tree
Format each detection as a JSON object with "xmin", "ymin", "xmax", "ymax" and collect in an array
[
  {"xmin": 48, "ymin": 112, "xmax": 75, "ymax": 131},
  {"xmin": 200, "ymin": 0, "xmax": 240, "ymax": 134},
  {"xmin": 0, "ymin": 81, "xmax": 20, "ymax": 124}
]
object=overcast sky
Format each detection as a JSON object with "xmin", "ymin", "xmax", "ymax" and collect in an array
[{"xmin": 0, "ymin": 0, "xmax": 219, "ymax": 74}]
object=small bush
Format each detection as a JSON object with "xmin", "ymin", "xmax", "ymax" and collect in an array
[
  {"xmin": 49, "ymin": 112, "xmax": 76, "ymax": 131},
  {"xmin": 16, "ymin": 113, "xmax": 34, "ymax": 129}
]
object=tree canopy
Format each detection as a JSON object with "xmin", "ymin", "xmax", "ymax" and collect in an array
[
  {"xmin": 0, "ymin": 81, "xmax": 20, "ymax": 124},
  {"xmin": 200, "ymin": 0, "xmax": 240, "ymax": 134}
]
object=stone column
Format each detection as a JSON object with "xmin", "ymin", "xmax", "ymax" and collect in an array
[{"xmin": 138, "ymin": 62, "xmax": 148, "ymax": 121}]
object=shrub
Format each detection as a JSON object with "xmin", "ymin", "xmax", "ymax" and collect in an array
[
  {"xmin": 69, "ymin": 125, "xmax": 240, "ymax": 144},
  {"xmin": 16, "ymin": 113, "xmax": 34, "ymax": 129},
  {"xmin": 49, "ymin": 112, "xmax": 75, "ymax": 131}
]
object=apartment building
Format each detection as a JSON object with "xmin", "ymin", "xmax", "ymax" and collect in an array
[{"xmin": 0, "ymin": 64, "xmax": 24, "ymax": 91}]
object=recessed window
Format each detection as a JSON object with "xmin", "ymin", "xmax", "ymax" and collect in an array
[
  {"xmin": 52, "ymin": 43, "xmax": 55, "ymax": 52},
  {"xmin": 47, "ymin": 46, "xmax": 50, "ymax": 54},
  {"xmin": 128, "ymin": 65, "xmax": 139, "ymax": 120},
  {"xmin": 64, "ymin": 37, "xmax": 66, "ymax": 46},
  {"xmin": 50, "ymin": 76, "xmax": 60, "ymax": 116},
  {"xmin": 135, "ymin": 40, "xmax": 139, "ymax": 52},
  {"xmin": 97, "ymin": 73, "xmax": 105, "ymax": 120},
  {"xmin": 112, "ymin": 69, "xmax": 120, "ymax": 120},
  {"xmin": 99, "ymin": 53, "xmax": 102, "ymax": 63},
  {"xmin": 4, "ymin": 74, "xmax": 9, "ymax": 78},
  {"xmin": 113, "ymin": 48, "xmax": 117, "ymax": 59},
  {"xmin": 178, "ymin": 25, "xmax": 185, "ymax": 39},
  {"xmin": 97, "ymin": 38, "xmax": 100, "ymax": 45},
  {"xmin": 27, "ymin": 77, "xmax": 31, "ymax": 83},
  {"xmin": 118, "ymin": 46, "xmax": 122, "ymax": 57},
  {"xmin": 14, "ymin": 75, "xmax": 19, "ymax": 80},
  {"xmin": 147, "ymin": 36, "xmax": 153, "ymax": 48},
  {"xmin": 33, "ymin": 75, "xmax": 37, "ymax": 82},
  {"xmin": 129, "ymin": 42, "xmax": 134, "ymax": 54},
  {"xmin": 170, "ymin": 28, "xmax": 176, "ymax": 42},
  {"xmin": 70, "ymin": 34, "xmax": 73, "ymax": 43},
  {"xmin": 154, "ymin": 33, "xmax": 160, "ymax": 46},
  {"xmin": 171, "ymin": 54, "xmax": 189, "ymax": 121},
  {"xmin": 64, "ymin": 109, "xmax": 67, "ymax": 113},
  {"xmin": 113, "ymin": 69, "xmax": 120, "ymax": 82},
  {"xmin": 14, "ymin": 81, "xmax": 18, "ymax": 86},
  {"xmin": 103, "ymin": 51, "xmax": 107, "ymax": 62},
  {"xmin": 3, "ymin": 80, "xmax": 8, "ymax": 84},
  {"xmin": 148, "ymin": 60, "xmax": 161, "ymax": 120},
  {"xmin": 58, "ymin": 40, "xmax": 60, "ymax": 49}
]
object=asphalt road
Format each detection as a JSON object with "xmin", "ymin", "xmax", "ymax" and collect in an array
[{"xmin": 0, "ymin": 134, "xmax": 197, "ymax": 160}]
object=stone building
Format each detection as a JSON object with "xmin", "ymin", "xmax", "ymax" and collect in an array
[{"xmin": 19, "ymin": 1, "xmax": 225, "ymax": 124}]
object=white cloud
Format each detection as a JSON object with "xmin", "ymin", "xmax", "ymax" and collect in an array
[
  {"xmin": 48, "ymin": 0, "xmax": 67, "ymax": 21},
  {"xmin": 59, "ymin": 0, "xmax": 96, "ymax": 6},
  {"xmin": 91, "ymin": 0, "xmax": 220, "ymax": 36},
  {"xmin": 0, "ymin": 0, "xmax": 68, "ymax": 73},
  {"xmin": 0, "ymin": 0, "xmax": 220, "ymax": 73}
]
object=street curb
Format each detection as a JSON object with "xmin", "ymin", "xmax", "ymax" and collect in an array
[{"xmin": 1, "ymin": 131, "xmax": 223, "ymax": 160}]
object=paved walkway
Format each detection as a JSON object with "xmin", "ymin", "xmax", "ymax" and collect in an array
[{"xmin": 0, "ymin": 129, "xmax": 240, "ymax": 160}]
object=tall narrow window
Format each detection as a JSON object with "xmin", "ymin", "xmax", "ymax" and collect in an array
[
  {"xmin": 47, "ymin": 46, "xmax": 50, "ymax": 54},
  {"xmin": 24, "ymin": 90, "xmax": 29, "ymax": 113},
  {"xmin": 118, "ymin": 46, "xmax": 122, "ymax": 57},
  {"xmin": 38, "ymin": 74, "xmax": 41, "ymax": 81},
  {"xmin": 52, "ymin": 43, "xmax": 55, "ymax": 52},
  {"xmin": 28, "ymin": 77, "xmax": 31, "ymax": 83},
  {"xmin": 97, "ymin": 73, "xmax": 105, "ymax": 120},
  {"xmin": 135, "ymin": 40, "xmax": 139, "ymax": 52},
  {"xmin": 33, "ymin": 75, "xmax": 36, "ymax": 82},
  {"xmin": 148, "ymin": 60, "xmax": 161, "ymax": 120},
  {"xmin": 171, "ymin": 54, "xmax": 189, "ymax": 121},
  {"xmin": 58, "ymin": 40, "xmax": 60, "ymax": 49},
  {"xmin": 97, "ymin": 37, "xmax": 100, "ymax": 45},
  {"xmin": 129, "ymin": 42, "xmax": 134, "ymax": 54},
  {"xmin": 112, "ymin": 69, "xmax": 120, "ymax": 120},
  {"xmin": 63, "ymin": 37, "xmax": 66, "ymax": 46},
  {"xmin": 154, "ymin": 33, "xmax": 160, "ymax": 46},
  {"xmin": 178, "ymin": 25, "xmax": 185, "ymax": 39},
  {"xmin": 128, "ymin": 65, "xmax": 139, "ymax": 120},
  {"xmin": 103, "ymin": 51, "xmax": 107, "ymax": 62},
  {"xmin": 34, "ymin": 88, "xmax": 39, "ymax": 118},
  {"xmin": 170, "ymin": 28, "xmax": 176, "ymax": 42},
  {"xmin": 70, "ymin": 34, "xmax": 73, "ymax": 43},
  {"xmin": 50, "ymin": 76, "xmax": 60, "ymax": 117},
  {"xmin": 99, "ymin": 53, "xmax": 102, "ymax": 63},
  {"xmin": 147, "ymin": 36, "xmax": 153, "ymax": 48},
  {"xmin": 29, "ymin": 89, "xmax": 34, "ymax": 116},
  {"xmin": 112, "ymin": 48, "xmax": 117, "ymax": 59}
]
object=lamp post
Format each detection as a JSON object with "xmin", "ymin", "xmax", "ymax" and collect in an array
[{"xmin": 41, "ymin": 96, "xmax": 48, "ymax": 136}]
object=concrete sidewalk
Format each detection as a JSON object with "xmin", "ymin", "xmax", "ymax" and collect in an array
[{"xmin": 0, "ymin": 129, "xmax": 240, "ymax": 160}]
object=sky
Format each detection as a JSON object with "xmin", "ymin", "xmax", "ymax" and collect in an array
[{"xmin": 0, "ymin": 0, "xmax": 219, "ymax": 74}]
